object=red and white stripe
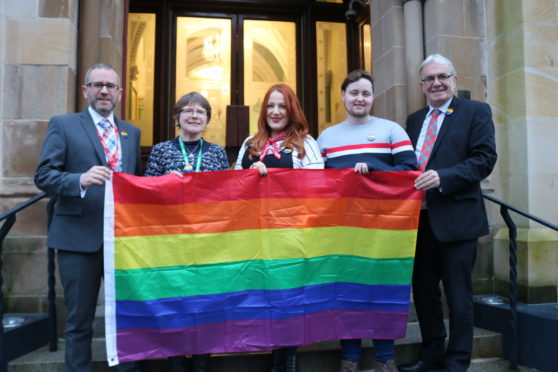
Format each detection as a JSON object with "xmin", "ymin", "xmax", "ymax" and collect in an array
[{"xmin": 322, "ymin": 141, "xmax": 413, "ymax": 158}]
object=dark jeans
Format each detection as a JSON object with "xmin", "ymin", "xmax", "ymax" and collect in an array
[{"xmin": 341, "ymin": 339, "xmax": 395, "ymax": 363}]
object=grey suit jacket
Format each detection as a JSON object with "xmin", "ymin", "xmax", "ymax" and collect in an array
[{"xmin": 35, "ymin": 108, "xmax": 142, "ymax": 252}]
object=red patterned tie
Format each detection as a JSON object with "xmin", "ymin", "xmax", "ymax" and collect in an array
[
  {"xmin": 418, "ymin": 110, "xmax": 440, "ymax": 171},
  {"xmin": 99, "ymin": 119, "xmax": 120, "ymax": 171}
]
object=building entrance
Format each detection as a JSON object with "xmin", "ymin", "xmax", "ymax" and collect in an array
[
  {"xmin": 173, "ymin": 16, "xmax": 298, "ymax": 147},
  {"xmin": 125, "ymin": 0, "xmax": 369, "ymax": 152}
]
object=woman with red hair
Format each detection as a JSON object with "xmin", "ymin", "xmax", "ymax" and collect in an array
[
  {"xmin": 235, "ymin": 83, "xmax": 323, "ymax": 174},
  {"xmin": 234, "ymin": 84, "xmax": 323, "ymax": 372}
]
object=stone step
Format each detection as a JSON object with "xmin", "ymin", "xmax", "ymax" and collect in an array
[
  {"xmin": 467, "ymin": 358, "xmax": 540, "ymax": 372},
  {"xmin": 2, "ymin": 314, "xmax": 50, "ymax": 364},
  {"xmin": 8, "ymin": 322, "xmax": 505, "ymax": 372}
]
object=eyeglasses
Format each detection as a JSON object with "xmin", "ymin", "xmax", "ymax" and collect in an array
[
  {"xmin": 181, "ymin": 108, "xmax": 207, "ymax": 116},
  {"xmin": 86, "ymin": 82, "xmax": 119, "ymax": 92},
  {"xmin": 421, "ymin": 74, "xmax": 454, "ymax": 84}
]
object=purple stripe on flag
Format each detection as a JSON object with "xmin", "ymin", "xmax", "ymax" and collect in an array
[{"xmin": 116, "ymin": 309, "xmax": 408, "ymax": 363}]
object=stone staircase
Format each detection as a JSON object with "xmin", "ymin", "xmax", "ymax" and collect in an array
[
  {"xmin": 7, "ymin": 315, "xmax": 539, "ymax": 372},
  {"xmin": 3, "ymin": 254, "xmax": 539, "ymax": 372}
]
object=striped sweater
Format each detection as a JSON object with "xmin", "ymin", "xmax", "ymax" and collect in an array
[{"xmin": 317, "ymin": 117, "xmax": 417, "ymax": 171}]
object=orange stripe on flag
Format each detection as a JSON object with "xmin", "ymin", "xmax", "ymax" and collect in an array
[{"xmin": 114, "ymin": 198, "xmax": 420, "ymax": 237}]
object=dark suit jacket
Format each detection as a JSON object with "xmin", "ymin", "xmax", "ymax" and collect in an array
[
  {"xmin": 35, "ymin": 108, "xmax": 142, "ymax": 252},
  {"xmin": 406, "ymin": 97, "xmax": 497, "ymax": 242}
]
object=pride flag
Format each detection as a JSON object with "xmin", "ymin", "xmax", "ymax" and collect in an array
[{"xmin": 103, "ymin": 169, "xmax": 422, "ymax": 365}]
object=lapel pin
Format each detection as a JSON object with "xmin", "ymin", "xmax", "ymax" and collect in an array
[
  {"xmin": 367, "ymin": 134, "xmax": 376, "ymax": 142},
  {"xmin": 445, "ymin": 108, "xmax": 454, "ymax": 115}
]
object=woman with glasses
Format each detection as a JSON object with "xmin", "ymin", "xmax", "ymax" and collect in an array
[
  {"xmin": 144, "ymin": 91, "xmax": 228, "ymax": 372},
  {"xmin": 145, "ymin": 91, "xmax": 229, "ymax": 177},
  {"xmin": 234, "ymin": 83, "xmax": 324, "ymax": 372}
]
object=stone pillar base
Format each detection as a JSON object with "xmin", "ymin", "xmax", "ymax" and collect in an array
[{"xmin": 494, "ymin": 227, "xmax": 558, "ymax": 303}]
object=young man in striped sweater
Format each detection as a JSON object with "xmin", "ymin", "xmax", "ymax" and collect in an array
[{"xmin": 317, "ymin": 70, "xmax": 416, "ymax": 372}]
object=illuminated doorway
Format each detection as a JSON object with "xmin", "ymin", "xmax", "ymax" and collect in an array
[
  {"xmin": 174, "ymin": 17, "xmax": 232, "ymax": 147},
  {"xmin": 126, "ymin": 1, "xmax": 369, "ymax": 155},
  {"xmin": 173, "ymin": 17, "xmax": 297, "ymax": 146}
]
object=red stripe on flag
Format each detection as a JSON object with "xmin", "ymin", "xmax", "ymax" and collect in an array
[{"xmin": 112, "ymin": 169, "xmax": 422, "ymax": 205}]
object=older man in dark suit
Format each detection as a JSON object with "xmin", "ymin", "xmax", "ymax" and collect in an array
[
  {"xmin": 399, "ymin": 54, "xmax": 497, "ymax": 372},
  {"xmin": 35, "ymin": 64, "xmax": 141, "ymax": 372}
]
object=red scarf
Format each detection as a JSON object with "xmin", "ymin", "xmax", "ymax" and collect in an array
[{"xmin": 259, "ymin": 132, "xmax": 286, "ymax": 161}]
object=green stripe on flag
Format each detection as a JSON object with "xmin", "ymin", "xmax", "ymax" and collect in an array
[{"xmin": 115, "ymin": 255, "xmax": 414, "ymax": 301}]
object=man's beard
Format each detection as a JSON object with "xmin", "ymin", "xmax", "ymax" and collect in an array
[{"xmin": 89, "ymin": 96, "xmax": 116, "ymax": 116}]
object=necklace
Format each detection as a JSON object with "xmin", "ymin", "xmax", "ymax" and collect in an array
[
  {"xmin": 179, "ymin": 138, "xmax": 203, "ymax": 173},
  {"xmin": 185, "ymin": 141, "xmax": 199, "ymax": 155}
]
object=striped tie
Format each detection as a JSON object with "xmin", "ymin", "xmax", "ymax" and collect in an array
[{"xmin": 418, "ymin": 109, "xmax": 440, "ymax": 171}]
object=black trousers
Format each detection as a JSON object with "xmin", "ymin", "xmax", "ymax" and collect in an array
[
  {"xmin": 58, "ymin": 249, "xmax": 140, "ymax": 372},
  {"xmin": 412, "ymin": 211, "xmax": 477, "ymax": 372}
]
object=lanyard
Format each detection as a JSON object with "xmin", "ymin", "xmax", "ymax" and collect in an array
[
  {"xmin": 97, "ymin": 123, "xmax": 120, "ymax": 171},
  {"xmin": 179, "ymin": 137, "xmax": 203, "ymax": 173}
]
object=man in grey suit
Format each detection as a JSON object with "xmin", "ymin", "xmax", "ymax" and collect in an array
[{"xmin": 35, "ymin": 64, "xmax": 142, "ymax": 372}]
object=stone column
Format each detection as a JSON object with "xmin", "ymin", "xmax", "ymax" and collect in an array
[
  {"xmin": 423, "ymin": 0, "xmax": 487, "ymax": 101},
  {"xmin": 1, "ymin": 0, "xmax": 79, "ymax": 313},
  {"xmin": 422, "ymin": 0, "xmax": 497, "ymax": 293},
  {"xmin": 0, "ymin": 0, "xmax": 5, "ymax": 179},
  {"xmin": 78, "ymin": 0, "xmax": 126, "ymax": 113},
  {"xmin": 487, "ymin": 0, "xmax": 558, "ymax": 303},
  {"xmin": 403, "ymin": 0, "xmax": 425, "ymax": 114},
  {"xmin": 2, "ymin": 1, "xmax": 79, "ymax": 194},
  {"xmin": 370, "ymin": 0, "xmax": 407, "ymax": 125},
  {"xmin": 78, "ymin": 0, "xmax": 102, "ymax": 103}
]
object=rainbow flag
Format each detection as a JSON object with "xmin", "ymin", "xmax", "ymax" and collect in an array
[{"xmin": 103, "ymin": 169, "xmax": 422, "ymax": 365}]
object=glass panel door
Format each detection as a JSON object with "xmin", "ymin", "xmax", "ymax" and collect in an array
[
  {"xmin": 126, "ymin": 13, "xmax": 156, "ymax": 146},
  {"xmin": 129, "ymin": 1, "xmax": 357, "ymax": 150},
  {"xmin": 176, "ymin": 17, "xmax": 232, "ymax": 146},
  {"xmin": 362, "ymin": 23, "xmax": 372, "ymax": 73},
  {"xmin": 316, "ymin": 21, "xmax": 347, "ymax": 133},
  {"xmin": 243, "ymin": 20, "xmax": 297, "ymax": 134}
]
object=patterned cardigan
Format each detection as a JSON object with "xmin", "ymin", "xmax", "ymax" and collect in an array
[{"xmin": 144, "ymin": 137, "xmax": 229, "ymax": 176}]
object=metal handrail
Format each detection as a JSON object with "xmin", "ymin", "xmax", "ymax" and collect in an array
[
  {"xmin": 483, "ymin": 193, "xmax": 558, "ymax": 371},
  {"xmin": 483, "ymin": 194, "xmax": 558, "ymax": 231},
  {"xmin": 0, "ymin": 192, "xmax": 50, "ymax": 371},
  {"xmin": 0, "ymin": 193, "xmax": 48, "ymax": 221}
]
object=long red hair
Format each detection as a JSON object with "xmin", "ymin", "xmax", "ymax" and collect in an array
[{"xmin": 247, "ymin": 84, "xmax": 308, "ymax": 159}]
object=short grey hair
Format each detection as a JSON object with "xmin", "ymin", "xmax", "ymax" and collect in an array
[
  {"xmin": 84, "ymin": 63, "xmax": 120, "ymax": 85},
  {"xmin": 419, "ymin": 54, "xmax": 457, "ymax": 78}
]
